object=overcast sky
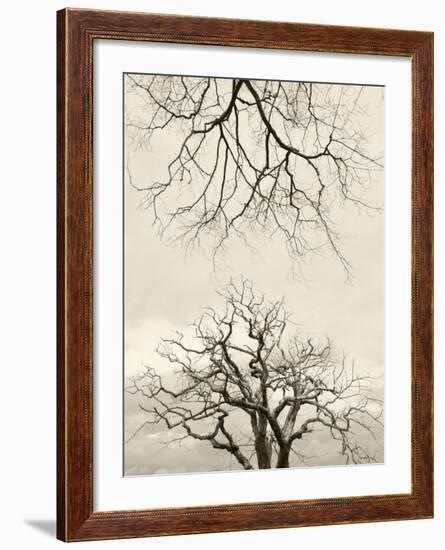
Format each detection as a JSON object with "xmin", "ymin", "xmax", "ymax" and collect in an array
[{"xmin": 123, "ymin": 76, "xmax": 384, "ymax": 476}]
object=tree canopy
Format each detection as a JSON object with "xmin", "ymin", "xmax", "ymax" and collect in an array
[
  {"xmin": 125, "ymin": 76, "xmax": 383, "ymax": 277},
  {"xmin": 126, "ymin": 280, "xmax": 383, "ymax": 469}
]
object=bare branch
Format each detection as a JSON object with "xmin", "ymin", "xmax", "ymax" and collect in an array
[{"xmin": 125, "ymin": 76, "xmax": 383, "ymax": 279}]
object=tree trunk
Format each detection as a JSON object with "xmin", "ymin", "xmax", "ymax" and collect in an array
[
  {"xmin": 254, "ymin": 413, "xmax": 272, "ymax": 469},
  {"xmin": 276, "ymin": 447, "xmax": 290, "ymax": 468},
  {"xmin": 255, "ymin": 436, "xmax": 272, "ymax": 469}
]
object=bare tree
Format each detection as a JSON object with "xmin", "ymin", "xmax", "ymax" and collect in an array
[
  {"xmin": 126, "ymin": 280, "xmax": 383, "ymax": 470},
  {"xmin": 125, "ymin": 75, "xmax": 383, "ymax": 277}
]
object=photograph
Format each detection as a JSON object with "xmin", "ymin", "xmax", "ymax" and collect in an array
[{"xmin": 123, "ymin": 74, "xmax": 385, "ymax": 475}]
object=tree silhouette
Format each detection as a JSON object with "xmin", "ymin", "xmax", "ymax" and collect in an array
[
  {"xmin": 125, "ymin": 75, "xmax": 383, "ymax": 277},
  {"xmin": 126, "ymin": 280, "xmax": 382, "ymax": 470}
]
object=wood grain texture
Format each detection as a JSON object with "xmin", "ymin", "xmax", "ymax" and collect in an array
[{"xmin": 57, "ymin": 8, "xmax": 434, "ymax": 542}]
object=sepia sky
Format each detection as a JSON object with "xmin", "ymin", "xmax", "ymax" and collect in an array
[{"xmin": 123, "ymin": 75, "xmax": 385, "ymax": 475}]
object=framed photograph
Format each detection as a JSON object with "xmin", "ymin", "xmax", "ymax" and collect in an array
[{"xmin": 57, "ymin": 8, "xmax": 434, "ymax": 542}]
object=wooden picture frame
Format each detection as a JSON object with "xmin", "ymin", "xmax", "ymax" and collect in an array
[{"xmin": 57, "ymin": 8, "xmax": 434, "ymax": 542}]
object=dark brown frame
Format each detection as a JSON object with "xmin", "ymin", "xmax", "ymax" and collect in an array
[{"xmin": 57, "ymin": 8, "xmax": 434, "ymax": 542}]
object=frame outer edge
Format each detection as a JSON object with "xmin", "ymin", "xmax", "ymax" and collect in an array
[
  {"xmin": 57, "ymin": 7, "xmax": 95, "ymax": 541},
  {"xmin": 56, "ymin": 8, "xmax": 434, "ymax": 541},
  {"xmin": 412, "ymin": 31, "xmax": 434, "ymax": 517},
  {"xmin": 56, "ymin": 8, "xmax": 67, "ymax": 542}
]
